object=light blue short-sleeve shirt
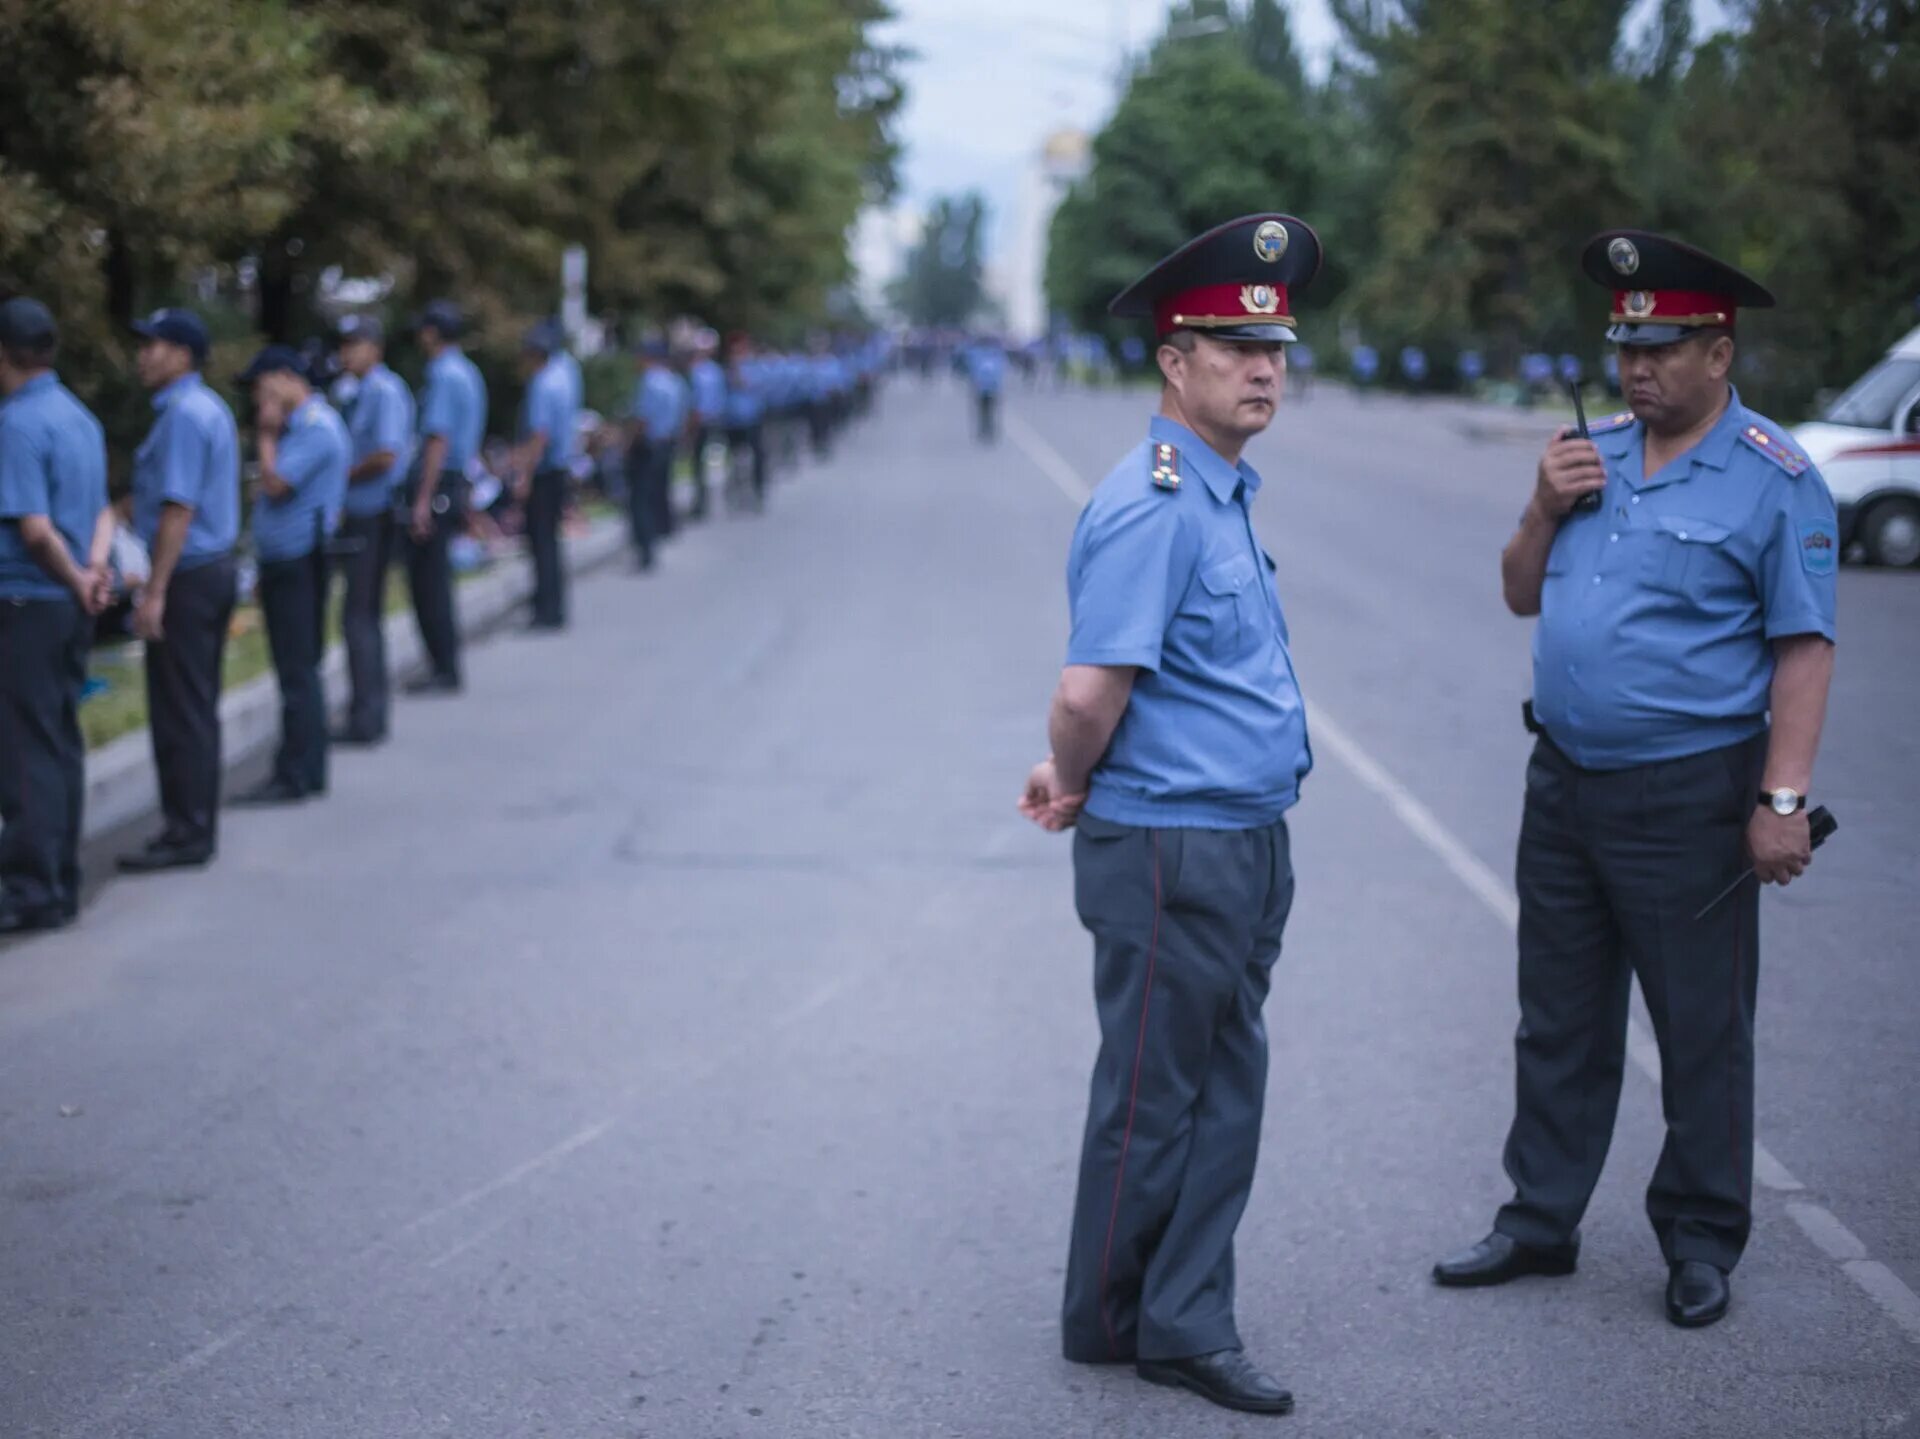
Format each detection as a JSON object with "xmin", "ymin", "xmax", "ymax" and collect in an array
[
  {"xmin": 344, "ymin": 363, "xmax": 414, "ymax": 517},
  {"xmin": 253, "ymin": 395, "xmax": 350, "ymax": 562},
  {"xmin": 417, "ymin": 347, "xmax": 487, "ymax": 474},
  {"xmin": 520, "ymin": 354, "xmax": 580, "ymax": 471},
  {"xmin": 133, "ymin": 373, "xmax": 241, "ymax": 570},
  {"xmin": 630, "ymin": 367, "xmax": 688, "ymax": 440},
  {"xmin": 0, "ymin": 373, "xmax": 109, "ymax": 600},
  {"xmin": 1068, "ymin": 416, "xmax": 1313, "ymax": 829},
  {"xmin": 1532, "ymin": 387, "xmax": 1839, "ymax": 770}
]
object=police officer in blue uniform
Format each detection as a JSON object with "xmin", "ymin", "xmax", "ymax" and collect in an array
[
  {"xmin": 963, "ymin": 335, "xmax": 1006, "ymax": 443},
  {"xmin": 511, "ymin": 321, "xmax": 580, "ymax": 630},
  {"xmin": 1434, "ymin": 232, "xmax": 1840, "ymax": 1330},
  {"xmin": 686, "ymin": 335, "xmax": 726, "ymax": 521},
  {"xmin": 721, "ymin": 334, "xmax": 767, "ymax": 511},
  {"xmin": 1018, "ymin": 214, "xmax": 1321, "ymax": 1417},
  {"xmin": 119, "ymin": 308, "xmax": 242, "ymax": 874},
  {"xmin": 0, "ymin": 298, "xmax": 112, "ymax": 933},
  {"xmin": 233, "ymin": 345, "xmax": 350, "ymax": 804},
  {"xmin": 626, "ymin": 337, "xmax": 686, "ymax": 567},
  {"xmin": 334, "ymin": 315, "xmax": 413, "ymax": 744},
  {"xmin": 405, "ymin": 301, "xmax": 486, "ymax": 693}
]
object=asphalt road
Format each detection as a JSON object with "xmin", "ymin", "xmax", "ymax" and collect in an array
[{"xmin": 3, "ymin": 378, "xmax": 1916, "ymax": 1438}]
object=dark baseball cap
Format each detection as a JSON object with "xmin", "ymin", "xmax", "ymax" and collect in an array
[
  {"xmin": 236, "ymin": 344, "xmax": 307, "ymax": 385},
  {"xmin": 637, "ymin": 335, "xmax": 671, "ymax": 360},
  {"xmin": 336, "ymin": 313, "xmax": 386, "ymax": 345},
  {"xmin": 412, "ymin": 299, "xmax": 465, "ymax": 339},
  {"xmin": 0, "ymin": 297, "xmax": 57, "ymax": 349},
  {"xmin": 130, "ymin": 307, "xmax": 211, "ymax": 361},
  {"xmin": 522, "ymin": 319, "xmax": 563, "ymax": 353}
]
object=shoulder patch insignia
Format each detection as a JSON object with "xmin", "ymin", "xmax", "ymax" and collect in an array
[
  {"xmin": 1150, "ymin": 442, "xmax": 1181, "ymax": 492},
  {"xmin": 1587, "ymin": 411, "xmax": 1635, "ymax": 435},
  {"xmin": 1739, "ymin": 424, "xmax": 1810, "ymax": 477}
]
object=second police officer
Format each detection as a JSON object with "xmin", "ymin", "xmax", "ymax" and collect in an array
[
  {"xmin": 119, "ymin": 309, "xmax": 242, "ymax": 874},
  {"xmin": 1433, "ymin": 231, "xmax": 1840, "ymax": 1330}
]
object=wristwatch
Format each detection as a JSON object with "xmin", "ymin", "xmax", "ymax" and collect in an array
[{"xmin": 1760, "ymin": 787, "xmax": 1806, "ymax": 816}]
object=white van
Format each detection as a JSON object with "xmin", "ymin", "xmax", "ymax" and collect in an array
[{"xmin": 1791, "ymin": 324, "xmax": 1920, "ymax": 567}]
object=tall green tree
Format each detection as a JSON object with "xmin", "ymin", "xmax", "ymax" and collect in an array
[
  {"xmin": 1046, "ymin": 11, "xmax": 1326, "ymax": 338},
  {"xmin": 889, "ymin": 192, "xmax": 988, "ymax": 327},
  {"xmin": 1329, "ymin": 0, "xmax": 1639, "ymax": 362}
]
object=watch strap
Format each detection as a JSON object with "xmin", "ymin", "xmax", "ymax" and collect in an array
[{"xmin": 1759, "ymin": 789, "xmax": 1807, "ymax": 812}]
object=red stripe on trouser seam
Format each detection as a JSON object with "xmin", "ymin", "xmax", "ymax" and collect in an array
[{"xmin": 1098, "ymin": 830, "xmax": 1162, "ymax": 1358}]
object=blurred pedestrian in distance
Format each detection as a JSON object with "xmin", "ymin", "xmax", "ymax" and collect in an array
[
  {"xmin": 0, "ymin": 297, "xmax": 112, "ymax": 931},
  {"xmin": 118, "ymin": 308, "xmax": 240, "ymax": 873},
  {"xmin": 964, "ymin": 335, "xmax": 1006, "ymax": 443},
  {"xmin": 1400, "ymin": 344, "xmax": 1429, "ymax": 387},
  {"xmin": 686, "ymin": 333, "xmax": 726, "ymax": 520},
  {"xmin": 625, "ymin": 336, "xmax": 686, "ymax": 569}
]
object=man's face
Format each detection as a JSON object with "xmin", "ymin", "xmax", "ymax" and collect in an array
[
  {"xmin": 1617, "ymin": 333, "xmax": 1732, "ymax": 431},
  {"xmin": 136, "ymin": 337, "xmax": 192, "ymax": 390},
  {"xmin": 253, "ymin": 371, "xmax": 306, "ymax": 415},
  {"xmin": 1162, "ymin": 334, "xmax": 1286, "ymax": 441},
  {"xmin": 338, "ymin": 337, "xmax": 379, "ymax": 378},
  {"xmin": 518, "ymin": 348, "xmax": 544, "ymax": 380}
]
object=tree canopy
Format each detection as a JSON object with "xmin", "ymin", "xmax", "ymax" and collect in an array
[{"xmin": 1048, "ymin": 0, "xmax": 1920, "ymax": 415}]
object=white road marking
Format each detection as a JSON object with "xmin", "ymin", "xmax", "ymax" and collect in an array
[
  {"xmin": 1019, "ymin": 426, "xmax": 1920, "ymax": 1350},
  {"xmin": 1007, "ymin": 410, "xmax": 1092, "ymax": 504}
]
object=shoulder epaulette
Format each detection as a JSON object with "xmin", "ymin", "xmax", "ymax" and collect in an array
[
  {"xmin": 1738, "ymin": 423, "xmax": 1810, "ymax": 477},
  {"xmin": 1150, "ymin": 441, "xmax": 1181, "ymax": 492},
  {"xmin": 1587, "ymin": 411, "xmax": 1635, "ymax": 435}
]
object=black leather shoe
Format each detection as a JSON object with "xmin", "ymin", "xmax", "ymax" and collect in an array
[
  {"xmin": 117, "ymin": 841, "xmax": 214, "ymax": 874},
  {"xmin": 231, "ymin": 779, "xmax": 308, "ymax": 807},
  {"xmin": 1137, "ymin": 1349, "xmax": 1293, "ymax": 1415},
  {"xmin": 1433, "ymin": 1232, "xmax": 1578, "ymax": 1287},
  {"xmin": 1666, "ymin": 1261, "xmax": 1730, "ymax": 1328},
  {"xmin": 330, "ymin": 727, "xmax": 385, "ymax": 747},
  {"xmin": 0, "ymin": 902, "xmax": 71, "ymax": 935},
  {"xmin": 403, "ymin": 673, "xmax": 462, "ymax": 696}
]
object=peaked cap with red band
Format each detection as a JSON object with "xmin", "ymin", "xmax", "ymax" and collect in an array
[
  {"xmin": 1580, "ymin": 230, "xmax": 1775, "ymax": 347},
  {"xmin": 1109, "ymin": 214, "xmax": 1322, "ymax": 344}
]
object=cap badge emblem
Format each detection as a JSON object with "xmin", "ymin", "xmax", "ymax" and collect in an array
[
  {"xmin": 1609, "ymin": 238, "xmax": 1640, "ymax": 275},
  {"xmin": 1240, "ymin": 284, "xmax": 1280, "ymax": 315},
  {"xmin": 1624, "ymin": 290, "xmax": 1654, "ymax": 319},
  {"xmin": 1252, "ymin": 221, "xmax": 1289, "ymax": 264}
]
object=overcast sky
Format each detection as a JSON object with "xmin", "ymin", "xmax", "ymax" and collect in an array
[{"xmin": 862, "ymin": 0, "xmax": 1730, "ymax": 285}]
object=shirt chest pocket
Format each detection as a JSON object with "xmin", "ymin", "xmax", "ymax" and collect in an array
[
  {"xmin": 1645, "ymin": 516, "xmax": 1734, "ymax": 596},
  {"xmin": 1193, "ymin": 555, "xmax": 1264, "ymax": 659}
]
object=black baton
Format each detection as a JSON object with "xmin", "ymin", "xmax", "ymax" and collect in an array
[{"xmin": 1693, "ymin": 806, "xmax": 1838, "ymax": 921}]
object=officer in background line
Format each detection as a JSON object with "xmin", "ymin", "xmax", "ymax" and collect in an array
[
  {"xmin": 686, "ymin": 334, "xmax": 726, "ymax": 521},
  {"xmin": 722, "ymin": 333, "xmax": 767, "ymax": 511},
  {"xmin": 625, "ymin": 337, "xmax": 686, "ymax": 570},
  {"xmin": 510, "ymin": 322, "xmax": 579, "ymax": 631},
  {"xmin": 1019, "ymin": 214, "xmax": 1323, "ymax": 1418},
  {"xmin": 118, "ymin": 308, "xmax": 241, "ymax": 873},
  {"xmin": 332, "ymin": 315, "xmax": 413, "ymax": 746},
  {"xmin": 1434, "ymin": 231, "xmax": 1840, "ymax": 1330},
  {"xmin": 404, "ymin": 300, "xmax": 485, "ymax": 694},
  {"xmin": 0, "ymin": 298, "xmax": 112, "ymax": 933},
  {"xmin": 232, "ymin": 346, "xmax": 350, "ymax": 805}
]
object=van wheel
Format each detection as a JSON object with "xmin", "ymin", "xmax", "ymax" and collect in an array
[{"xmin": 1862, "ymin": 497, "xmax": 1920, "ymax": 568}]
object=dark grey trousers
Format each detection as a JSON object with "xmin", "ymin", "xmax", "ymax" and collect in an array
[
  {"xmin": 1496, "ymin": 732, "xmax": 1766, "ymax": 1272},
  {"xmin": 1062, "ymin": 814, "xmax": 1295, "ymax": 1363},
  {"xmin": 0, "ymin": 596, "xmax": 89, "ymax": 912},
  {"xmin": 335, "ymin": 510, "xmax": 392, "ymax": 739}
]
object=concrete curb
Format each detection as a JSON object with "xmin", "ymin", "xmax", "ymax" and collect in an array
[{"xmin": 80, "ymin": 518, "xmax": 631, "ymax": 842}]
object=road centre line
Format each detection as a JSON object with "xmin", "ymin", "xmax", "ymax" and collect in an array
[{"xmin": 1008, "ymin": 409, "xmax": 1920, "ymax": 1349}]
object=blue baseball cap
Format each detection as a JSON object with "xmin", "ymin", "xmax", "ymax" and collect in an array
[
  {"xmin": 0, "ymin": 297, "xmax": 57, "ymax": 350},
  {"xmin": 412, "ymin": 299, "xmax": 465, "ymax": 340},
  {"xmin": 130, "ymin": 307, "xmax": 211, "ymax": 362},
  {"xmin": 236, "ymin": 344, "xmax": 307, "ymax": 385},
  {"xmin": 335, "ymin": 313, "xmax": 386, "ymax": 345},
  {"xmin": 637, "ymin": 336, "xmax": 671, "ymax": 360},
  {"xmin": 522, "ymin": 319, "xmax": 564, "ymax": 354}
]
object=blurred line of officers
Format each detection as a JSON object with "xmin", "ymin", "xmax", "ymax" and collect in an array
[{"xmin": 0, "ymin": 291, "xmax": 885, "ymax": 934}]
